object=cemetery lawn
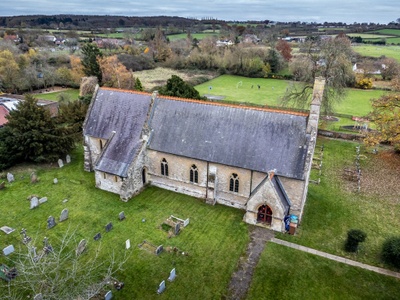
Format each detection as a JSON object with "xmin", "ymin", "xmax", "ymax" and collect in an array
[
  {"xmin": 276, "ymin": 137, "xmax": 400, "ymax": 268},
  {"xmin": 33, "ymin": 88, "xmax": 80, "ymax": 102},
  {"xmin": 0, "ymin": 145, "xmax": 249, "ymax": 299},
  {"xmin": 247, "ymin": 243, "xmax": 400, "ymax": 300},
  {"xmin": 195, "ymin": 75, "xmax": 386, "ymax": 116}
]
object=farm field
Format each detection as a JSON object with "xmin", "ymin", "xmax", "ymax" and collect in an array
[
  {"xmin": 167, "ymin": 32, "xmax": 218, "ymax": 41},
  {"xmin": 195, "ymin": 75, "xmax": 386, "ymax": 116},
  {"xmin": 352, "ymin": 45, "xmax": 400, "ymax": 62}
]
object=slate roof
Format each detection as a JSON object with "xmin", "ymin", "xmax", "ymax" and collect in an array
[
  {"xmin": 272, "ymin": 176, "xmax": 291, "ymax": 214},
  {"xmin": 148, "ymin": 97, "xmax": 309, "ymax": 180},
  {"xmin": 84, "ymin": 89, "xmax": 152, "ymax": 177}
]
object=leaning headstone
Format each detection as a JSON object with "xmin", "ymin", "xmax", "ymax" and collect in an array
[
  {"xmin": 0, "ymin": 181, "xmax": 5, "ymax": 190},
  {"xmin": 59, "ymin": 208, "xmax": 69, "ymax": 222},
  {"xmin": 183, "ymin": 218, "xmax": 190, "ymax": 227},
  {"xmin": 43, "ymin": 237, "xmax": 53, "ymax": 254},
  {"xmin": 76, "ymin": 239, "xmax": 87, "ymax": 256},
  {"xmin": 3, "ymin": 245, "xmax": 15, "ymax": 256},
  {"xmin": 53, "ymin": 178, "xmax": 58, "ymax": 184},
  {"xmin": 58, "ymin": 159, "xmax": 64, "ymax": 168},
  {"xmin": 125, "ymin": 239, "xmax": 131, "ymax": 249},
  {"xmin": 1, "ymin": 226, "xmax": 15, "ymax": 234},
  {"xmin": 104, "ymin": 290, "xmax": 113, "ymax": 300},
  {"xmin": 20, "ymin": 228, "xmax": 32, "ymax": 244},
  {"xmin": 119, "ymin": 211, "xmax": 125, "ymax": 221},
  {"xmin": 7, "ymin": 173, "xmax": 14, "ymax": 183},
  {"xmin": 34, "ymin": 294, "xmax": 43, "ymax": 300},
  {"xmin": 174, "ymin": 223, "xmax": 180, "ymax": 236},
  {"xmin": 168, "ymin": 268, "xmax": 176, "ymax": 282},
  {"xmin": 39, "ymin": 197, "xmax": 48, "ymax": 204},
  {"xmin": 94, "ymin": 233, "xmax": 101, "ymax": 241},
  {"xmin": 155, "ymin": 245, "xmax": 163, "ymax": 256},
  {"xmin": 105, "ymin": 222, "xmax": 113, "ymax": 232},
  {"xmin": 47, "ymin": 216, "xmax": 56, "ymax": 229},
  {"xmin": 30, "ymin": 197, "xmax": 39, "ymax": 209},
  {"xmin": 157, "ymin": 280, "xmax": 166, "ymax": 294},
  {"xmin": 66, "ymin": 154, "xmax": 71, "ymax": 164},
  {"xmin": 30, "ymin": 172, "xmax": 38, "ymax": 183}
]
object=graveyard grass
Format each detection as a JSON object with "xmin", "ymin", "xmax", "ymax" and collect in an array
[
  {"xmin": 195, "ymin": 75, "xmax": 387, "ymax": 116},
  {"xmin": 1, "ymin": 141, "xmax": 400, "ymax": 298}
]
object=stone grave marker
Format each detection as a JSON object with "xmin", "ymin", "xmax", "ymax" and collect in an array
[
  {"xmin": 33, "ymin": 294, "xmax": 43, "ymax": 300},
  {"xmin": 47, "ymin": 216, "xmax": 56, "ymax": 229},
  {"xmin": 43, "ymin": 237, "xmax": 53, "ymax": 254},
  {"xmin": 62, "ymin": 199, "xmax": 68, "ymax": 203},
  {"xmin": 0, "ymin": 181, "xmax": 5, "ymax": 190},
  {"xmin": 94, "ymin": 233, "xmax": 101, "ymax": 241},
  {"xmin": 104, "ymin": 290, "xmax": 113, "ymax": 300},
  {"xmin": 3, "ymin": 245, "xmax": 15, "ymax": 256},
  {"xmin": 76, "ymin": 239, "xmax": 87, "ymax": 256},
  {"xmin": 125, "ymin": 239, "xmax": 131, "ymax": 249},
  {"xmin": 20, "ymin": 228, "xmax": 32, "ymax": 244},
  {"xmin": 183, "ymin": 218, "xmax": 190, "ymax": 227},
  {"xmin": 59, "ymin": 208, "xmax": 69, "ymax": 222},
  {"xmin": 1, "ymin": 226, "xmax": 15, "ymax": 234},
  {"xmin": 30, "ymin": 172, "xmax": 38, "ymax": 183},
  {"xmin": 157, "ymin": 280, "xmax": 166, "ymax": 294},
  {"xmin": 66, "ymin": 154, "xmax": 71, "ymax": 164},
  {"xmin": 118, "ymin": 211, "xmax": 125, "ymax": 221},
  {"xmin": 105, "ymin": 222, "xmax": 113, "ymax": 232},
  {"xmin": 39, "ymin": 197, "xmax": 48, "ymax": 204},
  {"xmin": 168, "ymin": 268, "xmax": 176, "ymax": 282},
  {"xmin": 174, "ymin": 223, "xmax": 181, "ymax": 236},
  {"xmin": 58, "ymin": 159, "xmax": 64, "ymax": 168},
  {"xmin": 53, "ymin": 178, "xmax": 58, "ymax": 184},
  {"xmin": 7, "ymin": 172, "xmax": 14, "ymax": 183},
  {"xmin": 155, "ymin": 245, "xmax": 163, "ymax": 256},
  {"xmin": 30, "ymin": 197, "xmax": 39, "ymax": 209}
]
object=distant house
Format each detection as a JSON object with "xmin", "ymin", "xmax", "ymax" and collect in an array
[
  {"xmin": 242, "ymin": 34, "xmax": 260, "ymax": 44},
  {"xmin": 93, "ymin": 38, "xmax": 125, "ymax": 48},
  {"xmin": 216, "ymin": 39, "xmax": 234, "ymax": 47},
  {"xmin": 83, "ymin": 78, "xmax": 325, "ymax": 232},
  {"xmin": 38, "ymin": 35, "xmax": 57, "ymax": 43}
]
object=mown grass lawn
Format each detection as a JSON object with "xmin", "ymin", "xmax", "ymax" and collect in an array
[
  {"xmin": 352, "ymin": 44, "xmax": 400, "ymax": 62},
  {"xmin": 277, "ymin": 137, "xmax": 400, "ymax": 268},
  {"xmin": 248, "ymin": 243, "xmax": 400, "ymax": 300},
  {"xmin": 0, "ymin": 145, "xmax": 249, "ymax": 299},
  {"xmin": 195, "ymin": 75, "xmax": 386, "ymax": 116},
  {"xmin": 34, "ymin": 89, "xmax": 80, "ymax": 102}
]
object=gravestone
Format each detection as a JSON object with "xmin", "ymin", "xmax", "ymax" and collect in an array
[
  {"xmin": 76, "ymin": 239, "xmax": 87, "ymax": 256},
  {"xmin": 31, "ymin": 246, "xmax": 40, "ymax": 262},
  {"xmin": 1, "ymin": 226, "xmax": 15, "ymax": 234},
  {"xmin": 47, "ymin": 216, "xmax": 56, "ymax": 229},
  {"xmin": 183, "ymin": 218, "xmax": 190, "ymax": 227},
  {"xmin": 30, "ymin": 172, "xmax": 38, "ymax": 183},
  {"xmin": 62, "ymin": 199, "xmax": 68, "ymax": 203},
  {"xmin": 7, "ymin": 173, "xmax": 14, "ymax": 183},
  {"xmin": 125, "ymin": 239, "xmax": 130, "ymax": 249},
  {"xmin": 66, "ymin": 154, "xmax": 71, "ymax": 164},
  {"xmin": 155, "ymin": 245, "xmax": 163, "ymax": 256},
  {"xmin": 43, "ymin": 237, "xmax": 53, "ymax": 254},
  {"xmin": 58, "ymin": 159, "xmax": 64, "ymax": 168},
  {"xmin": 39, "ymin": 197, "xmax": 48, "ymax": 204},
  {"xmin": 157, "ymin": 280, "xmax": 166, "ymax": 294},
  {"xmin": 104, "ymin": 290, "xmax": 112, "ymax": 300},
  {"xmin": 59, "ymin": 208, "xmax": 69, "ymax": 222},
  {"xmin": 30, "ymin": 197, "xmax": 39, "ymax": 209},
  {"xmin": 33, "ymin": 294, "xmax": 43, "ymax": 300},
  {"xmin": 94, "ymin": 233, "xmax": 101, "ymax": 241},
  {"xmin": 20, "ymin": 228, "xmax": 32, "ymax": 244},
  {"xmin": 174, "ymin": 223, "xmax": 180, "ymax": 236},
  {"xmin": 118, "ymin": 211, "xmax": 125, "ymax": 221},
  {"xmin": 105, "ymin": 222, "xmax": 113, "ymax": 232},
  {"xmin": 0, "ymin": 181, "xmax": 5, "ymax": 190},
  {"xmin": 3, "ymin": 245, "xmax": 15, "ymax": 256},
  {"xmin": 168, "ymin": 268, "xmax": 176, "ymax": 282},
  {"xmin": 53, "ymin": 178, "xmax": 58, "ymax": 184}
]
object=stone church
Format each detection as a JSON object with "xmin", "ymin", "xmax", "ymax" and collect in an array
[{"xmin": 83, "ymin": 78, "xmax": 325, "ymax": 232}]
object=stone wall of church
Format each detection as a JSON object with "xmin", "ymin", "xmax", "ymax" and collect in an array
[
  {"xmin": 94, "ymin": 171, "xmax": 123, "ymax": 194},
  {"xmin": 277, "ymin": 177, "xmax": 305, "ymax": 214},
  {"xmin": 85, "ymin": 136, "xmax": 107, "ymax": 168}
]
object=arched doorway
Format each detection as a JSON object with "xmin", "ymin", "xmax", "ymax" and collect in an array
[
  {"xmin": 142, "ymin": 168, "xmax": 147, "ymax": 184},
  {"xmin": 257, "ymin": 205, "xmax": 273, "ymax": 225}
]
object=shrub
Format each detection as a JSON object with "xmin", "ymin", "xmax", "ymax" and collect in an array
[
  {"xmin": 344, "ymin": 229, "xmax": 367, "ymax": 252},
  {"xmin": 381, "ymin": 236, "xmax": 400, "ymax": 268},
  {"xmin": 355, "ymin": 77, "xmax": 373, "ymax": 89}
]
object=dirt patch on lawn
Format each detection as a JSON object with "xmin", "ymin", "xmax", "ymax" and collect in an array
[{"xmin": 134, "ymin": 67, "xmax": 218, "ymax": 91}]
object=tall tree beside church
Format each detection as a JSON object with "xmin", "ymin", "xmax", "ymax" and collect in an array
[
  {"xmin": 0, "ymin": 94, "xmax": 74, "ymax": 169},
  {"xmin": 81, "ymin": 43, "xmax": 103, "ymax": 83},
  {"xmin": 282, "ymin": 35, "xmax": 355, "ymax": 115}
]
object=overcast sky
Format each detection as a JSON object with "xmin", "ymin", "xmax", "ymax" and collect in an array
[{"xmin": 0, "ymin": 0, "xmax": 398, "ymax": 24}]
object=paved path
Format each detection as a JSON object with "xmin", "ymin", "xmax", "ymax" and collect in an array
[
  {"xmin": 226, "ymin": 226, "xmax": 275, "ymax": 300},
  {"xmin": 271, "ymin": 238, "xmax": 400, "ymax": 279}
]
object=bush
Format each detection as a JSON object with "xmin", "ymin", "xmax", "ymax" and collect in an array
[
  {"xmin": 344, "ymin": 229, "xmax": 367, "ymax": 252},
  {"xmin": 381, "ymin": 236, "xmax": 400, "ymax": 268},
  {"xmin": 355, "ymin": 77, "xmax": 373, "ymax": 89}
]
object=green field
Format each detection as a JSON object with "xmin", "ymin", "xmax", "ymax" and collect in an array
[
  {"xmin": 195, "ymin": 75, "xmax": 386, "ymax": 116},
  {"xmin": 352, "ymin": 45, "xmax": 400, "ymax": 62},
  {"xmin": 167, "ymin": 32, "xmax": 218, "ymax": 41},
  {"xmin": 368, "ymin": 29, "xmax": 400, "ymax": 36},
  {"xmin": 34, "ymin": 89, "xmax": 80, "ymax": 102}
]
